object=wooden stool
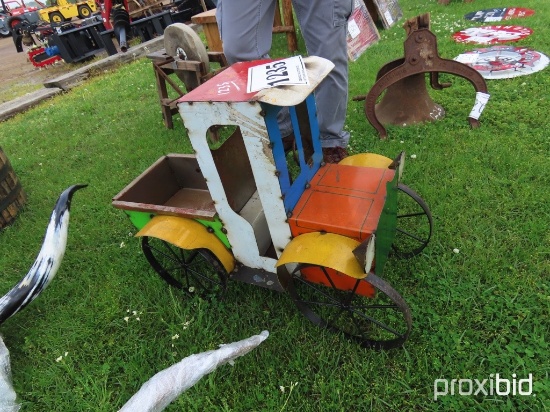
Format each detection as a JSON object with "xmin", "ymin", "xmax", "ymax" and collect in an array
[
  {"xmin": 190, "ymin": 9, "xmax": 223, "ymax": 52},
  {"xmin": 147, "ymin": 49, "xmax": 228, "ymax": 129},
  {"xmin": 191, "ymin": 0, "xmax": 298, "ymax": 53}
]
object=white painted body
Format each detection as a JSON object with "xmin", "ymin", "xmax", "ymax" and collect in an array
[
  {"xmin": 178, "ymin": 56, "xmax": 334, "ymax": 274},
  {"xmin": 179, "ymin": 102, "xmax": 290, "ymax": 273}
]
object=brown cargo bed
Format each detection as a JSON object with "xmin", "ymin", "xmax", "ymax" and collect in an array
[{"xmin": 112, "ymin": 154, "xmax": 217, "ymax": 220}]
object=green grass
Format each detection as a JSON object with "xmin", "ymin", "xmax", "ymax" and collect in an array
[{"xmin": 0, "ymin": 0, "xmax": 549, "ymax": 410}]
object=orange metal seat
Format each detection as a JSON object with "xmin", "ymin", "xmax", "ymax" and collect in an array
[{"xmin": 288, "ymin": 164, "xmax": 396, "ymax": 242}]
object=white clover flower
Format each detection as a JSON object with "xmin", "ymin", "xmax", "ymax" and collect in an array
[
  {"xmin": 56, "ymin": 356, "xmax": 63, "ymax": 362},
  {"xmin": 120, "ymin": 241, "xmax": 125, "ymax": 248},
  {"xmin": 188, "ymin": 287, "xmax": 195, "ymax": 293},
  {"xmin": 124, "ymin": 316, "xmax": 130, "ymax": 322},
  {"xmin": 410, "ymin": 154, "xmax": 417, "ymax": 159},
  {"xmin": 172, "ymin": 334, "xmax": 180, "ymax": 340},
  {"xmin": 453, "ymin": 248, "xmax": 460, "ymax": 254}
]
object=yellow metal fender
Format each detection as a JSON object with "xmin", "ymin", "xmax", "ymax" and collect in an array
[
  {"xmin": 276, "ymin": 232, "xmax": 367, "ymax": 279},
  {"xmin": 136, "ymin": 215, "xmax": 235, "ymax": 273},
  {"xmin": 338, "ymin": 153, "xmax": 392, "ymax": 168}
]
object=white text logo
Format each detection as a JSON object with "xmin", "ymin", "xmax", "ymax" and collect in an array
[{"xmin": 433, "ymin": 374, "xmax": 533, "ymax": 401}]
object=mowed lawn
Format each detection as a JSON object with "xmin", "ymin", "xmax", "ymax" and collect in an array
[{"xmin": 0, "ymin": 0, "xmax": 548, "ymax": 410}]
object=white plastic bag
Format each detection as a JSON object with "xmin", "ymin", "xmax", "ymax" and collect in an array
[
  {"xmin": 119, "ymin": 330, "xmax": 269, "ymax": 412},
  {"xmin": 0, "ymin": 336, "xmax": 21, "ymax": 412}
]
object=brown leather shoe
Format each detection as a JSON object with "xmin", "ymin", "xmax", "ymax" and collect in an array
[{"xmin": 322, "ymin": 146, "xmax": 348, "ymax": 164}]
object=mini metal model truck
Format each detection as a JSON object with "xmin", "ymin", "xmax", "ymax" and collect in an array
[{"xmin": 113, "ymin": 56, "xmax": 433, "ymax": 349}]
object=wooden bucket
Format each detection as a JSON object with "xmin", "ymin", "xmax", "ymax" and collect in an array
[{"xmin": 0, "ymin": 147, "xmax": 27, "ymax": 229}]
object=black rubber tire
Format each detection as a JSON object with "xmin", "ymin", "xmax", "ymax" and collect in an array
[
  {"xmin": 0, "ymin": 24, "xmax": 10, "ymax": 37},
  {"xmin": 77, "ymin": 5, "xmax": 92, "ymax": 19},
  {"xmin": 49, "ymin": 11, "xmax": 65, "ymax": 24},
  {"xmin": 7, "ymin": 16, "xmax": 22, "ymax": 30}
]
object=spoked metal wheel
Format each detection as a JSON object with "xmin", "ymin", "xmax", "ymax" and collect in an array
[
  {"xmin": 142, "ymin": 236, "xmax": 228, "ymax": 299},
  {"xmin": 393, "ymin": 183, "xmax": 433, "ymax": 258},
  {"xmin": 286, "ymin": 264, "xmax": 412, "ymax": 349}
]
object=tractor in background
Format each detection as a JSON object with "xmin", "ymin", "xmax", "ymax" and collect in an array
[{"xmin": 37, "ymin": 0, "xmax": 97, "ymax": 24}]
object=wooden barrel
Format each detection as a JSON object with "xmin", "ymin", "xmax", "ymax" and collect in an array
[{"xmin": 0, "ymin": 147, "xmax": 27, "ymax": 229}]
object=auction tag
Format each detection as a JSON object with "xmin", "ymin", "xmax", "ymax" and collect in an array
[
  {"xmin": 469, "ymin": 92, "xmax": 490, "ymax": 120},
  {"xmin": 247, "ymin": 56, "xmax": 309, "ymax": 93},
  {"xmin": 383, "ymin": 10, "xmax": 394, "ymax": 26},
  {"xmin": 348, "ymin": 19, "xmax": 361, "ymax": 39}
]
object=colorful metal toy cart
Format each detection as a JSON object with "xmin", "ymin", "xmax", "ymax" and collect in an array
[{"xmin": 113, "ymin": 56, "xmax": 433, "ymax": 349}]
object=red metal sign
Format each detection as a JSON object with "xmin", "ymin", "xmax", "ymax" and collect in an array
[
  {"xmin": 452, "ymin": 25, "xmax": 533, "ymax": 44},
  {"xmin": 455, "ymin": 46, "xmax": 549, "ymax": 79},
  {"xmin": 178, "ymin": 60, "xmax": 272, "ymax": 103}
]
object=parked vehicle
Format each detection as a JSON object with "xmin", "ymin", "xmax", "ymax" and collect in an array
[
  {"xmin": 0, "ymin": 0, "xmax": 44, "ymax": 32},
  {"xmin": 38, "ymin": 0, "xmax": 97, "ymax": 24}
]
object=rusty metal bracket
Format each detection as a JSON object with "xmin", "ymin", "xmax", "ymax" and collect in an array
[{"xmin": 356, "ymin": 14, "xmax": 488, "ymax": 139}]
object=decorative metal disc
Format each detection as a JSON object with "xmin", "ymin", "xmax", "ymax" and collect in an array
[
  {"xmin": 452, "ymin": 25, "xmax": 533, "ymax": 44},
  {"xmin": 464, "ymin": 8, "xmax": 535, "ymax": 23},
  {"xmin": 455, "ymin": 46, "xmax": 549, "ymax": 79}
]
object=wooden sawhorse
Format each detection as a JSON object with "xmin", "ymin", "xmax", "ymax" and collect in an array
[{"xmin": 147, "ymin": 50, "xmax": 228, "ymax": 129}]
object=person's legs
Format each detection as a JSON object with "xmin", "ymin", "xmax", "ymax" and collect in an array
[
  {"xmin": 216, "ymin": 0, "xmax": 277, "ymax": 64},
  {"xmin": 216, "ymin": 0, "xmax": 293, "ymax": 140},
  {"xmin": 292, "ymin": 0, "xmax": 353, "ymax": 154}
]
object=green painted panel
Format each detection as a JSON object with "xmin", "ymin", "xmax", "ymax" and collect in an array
[
  {"xmin": 374, "ymin": 171, "xmax": 398, "ymax": 276},
  {"xmin": 197, "ymin": 218, "xmax": 232, "ymax": 249},
  {"xmin": 124, "ymin": 210, "xmax": 154, "ymax": 231},
  {"xmin": 122, "ymin": 211, "xmax": 231, "ymax": 249}
]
